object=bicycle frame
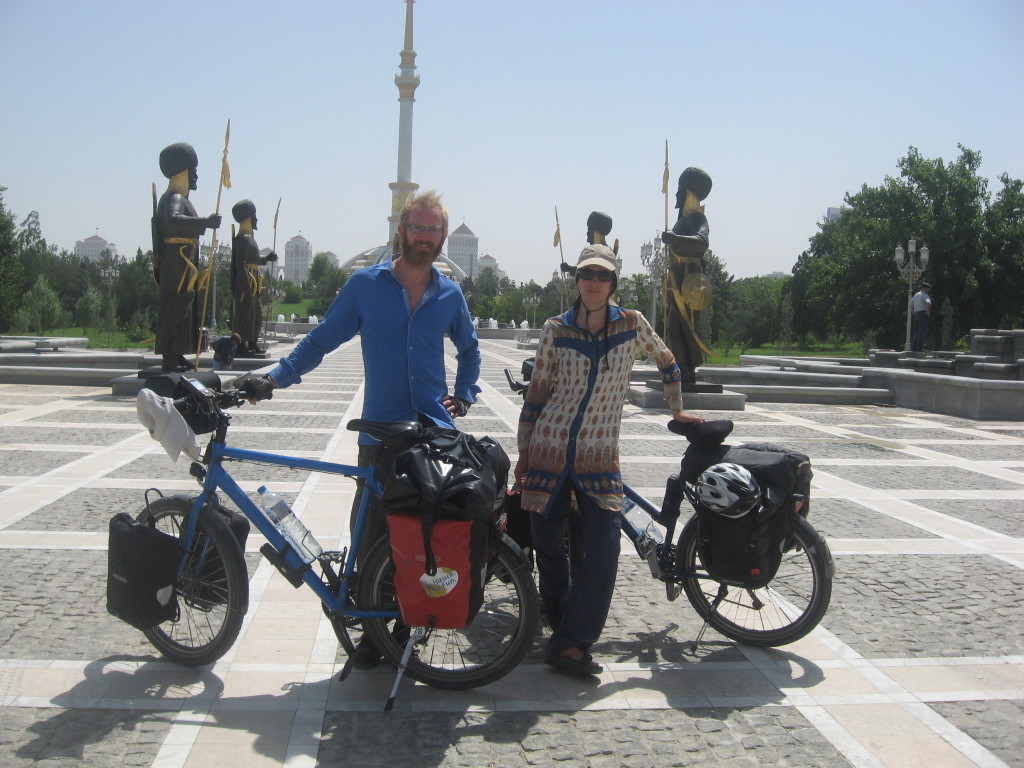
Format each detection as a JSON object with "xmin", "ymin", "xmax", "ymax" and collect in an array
[{"xmin": 180, "ymin": 433, "xmax": 399, "ymax": 623}]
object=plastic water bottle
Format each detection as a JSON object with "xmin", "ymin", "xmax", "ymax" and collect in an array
[
  {"xmin": 622, "ymin": 497, "xmax": 665, "ymax": 577},
  {"xmin": 257, "ymin": 485, "xmax": 322, "ymax": 564}
]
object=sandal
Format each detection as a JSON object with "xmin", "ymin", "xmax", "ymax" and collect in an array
[{"xmin": 544, "ymin": 652, "xmax": 603, "ymax": 676}]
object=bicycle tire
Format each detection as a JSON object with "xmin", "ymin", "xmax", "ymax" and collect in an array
[
  {"xmin": 138, "ymin": 496, "xmax": 249, "ymax": 666},
  {"xmin": 357, "ymin": 535, "xmax": 539, "ymax": 690},
  {"xmin": 677, "ymin": 513, "xmax": 833, "ymax": 647}
]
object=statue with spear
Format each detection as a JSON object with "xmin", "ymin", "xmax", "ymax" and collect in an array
[
  {"xmin": 661, "ymin": 152, "xmax": 715, "ymax": 385},
  {"xmin": 230, "ymin": 198, "xmax": 278, "ymax": 355},
  {"xmin": 152, "ymin": 140, "xmax": 222, "ymax": 371}
]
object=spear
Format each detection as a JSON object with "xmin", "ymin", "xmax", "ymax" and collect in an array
[
  {"xmin": 262, "ymin": 197, "xmax": 281, "ymax": 349},
  {"xmin": 194, "ymin": 119, "xmax": 231, "ymax": 369},
  {"xmin": 554, "ymin": 205, "xmax": 567, "ymax": 312},
  {"xmin": 662, "ymin": 140, "xmax": 670, "ymax": 334}
]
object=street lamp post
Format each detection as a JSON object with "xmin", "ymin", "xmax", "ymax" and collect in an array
[
  {"xmin": 100, "ymin": 264, "xmax": 119, "ymax": 343},
  {"xmin": 525, "ymin": 296, "xmax": 540, "ymax": 328},
  {"xmin": 640, "ymin": 235, "xmax": 663, "ymax": 324},
  {"xmin": 895, "ymin": 239, "xmax": 929, "ymax": 351}
]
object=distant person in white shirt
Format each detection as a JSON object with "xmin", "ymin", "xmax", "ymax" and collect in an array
[{"xmin": 910, "ymin": 282, "xmax": 932, "ymax": 352}]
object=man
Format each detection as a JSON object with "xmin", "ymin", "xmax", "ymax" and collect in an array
[
  {"xmin": 911, "ymin": 282, "xmax": 932, "ymax": 352},
  {"xmin": 245, "ymin": 189, "xmax": 481, "ymax": 668},
  {"xmin": 152, "ymin": 143, "xmax": 222, "ymax": 371},
  {"xmin": 212, "ymin": 332, "xmax": 241, "ymax": 371},
  {"xmin": 230, "ymin": 200, "xmax": 277, "ymax": 354},
  {"xmin": 662, "ymin": 166, "xmax": 714, "ymax": 384}
]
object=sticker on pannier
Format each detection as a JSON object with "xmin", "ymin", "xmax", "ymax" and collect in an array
[{"xmin": 107, "ymin": 512, "xmax": 180, "ymax": 629}]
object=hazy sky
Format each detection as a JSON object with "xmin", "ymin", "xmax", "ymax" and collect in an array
[{"xmin": 2, "ymin": 0, "xmax": 1022, "ymax": 285}]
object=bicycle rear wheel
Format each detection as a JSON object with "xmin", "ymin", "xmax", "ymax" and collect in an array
[
  {"xmin": 677, "ymin": 513, "xmax": 833, "ymax": 647},
  {"xmin": 357, "ymin": 536, "xmax": 539, "ymax": 690},
  {"xmin": 138, "ymin": 496, "xmax": 249, "ymax": 666}
]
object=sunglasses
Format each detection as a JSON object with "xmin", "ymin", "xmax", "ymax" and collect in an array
[{"xmin": 577, "ymin": 268, "xmax": 614, "ymax": 282}]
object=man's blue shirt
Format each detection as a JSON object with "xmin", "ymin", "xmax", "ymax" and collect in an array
[{"xmin": 268, "ymin": 258, "xmax": 481, "ymax": 444}]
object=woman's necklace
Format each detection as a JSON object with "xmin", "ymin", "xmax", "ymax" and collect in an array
[{"xmin": 578, "ymin": 300, "xmax": 608, "ymax": 335}]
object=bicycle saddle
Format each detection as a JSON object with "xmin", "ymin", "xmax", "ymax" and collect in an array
[
  {"xmin": 667, "ymin": 419, "xmax": 733, "ymax": 447},
  {"xmin": 347, "ymin": 419, "xmax": 425, "ymax": 445}
]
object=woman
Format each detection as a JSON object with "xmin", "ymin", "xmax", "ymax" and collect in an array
[{"xmin": 514, "ymin": 244, "xmax": 703, "ymax": 675}]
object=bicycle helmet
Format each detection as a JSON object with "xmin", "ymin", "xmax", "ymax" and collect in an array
[{"xmin": 696, "ymin": 463, "xmax": 760, "ymax": 518}]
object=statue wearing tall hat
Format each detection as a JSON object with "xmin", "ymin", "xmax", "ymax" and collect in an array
[
  {"xmin": 662, "ymin": 166, "xmax": 713, "ymax": 384},
  {"xmin": 230, "ymin": 200, "xmax": 277, "ymax": 354},
  {"xmin": 562, "ymin": 210, "xmax": 618, "ymax": 276},
  {"xmin": 152, "ymin": 142, "xmax": 221, "ymax": 371}
]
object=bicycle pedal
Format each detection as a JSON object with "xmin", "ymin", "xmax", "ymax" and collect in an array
[{"xmin": 665, "ymin": 581, "xmax": 683, "ymax": 602}]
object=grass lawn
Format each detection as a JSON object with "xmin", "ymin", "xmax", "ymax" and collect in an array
[{"xmin": 703, "ymin": 341, "xmax": 868, "ymax": 367}]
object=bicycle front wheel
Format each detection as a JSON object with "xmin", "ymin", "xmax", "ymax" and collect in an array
[
  {"xmin": 677, "ymin": 513, "xmax": 833, "ymax": 647},
  {"xmin": 138, "ymin": 495, "xmax": 249, "ymax": 666},
  {"xmin": 357, "ymin": 536, "xmax": 539, "ymax": 690}
]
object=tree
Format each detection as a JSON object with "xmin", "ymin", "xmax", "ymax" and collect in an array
[
  {"xmin": 116, "ymin": 249, "xmax": 159, "ymax": 334},
  {"xmin": 791, "ymin": 145, "xmax": 1022, "ymax": 347},
  {"xmin": 0, "ymin": 187, "xmax": 24, "ymax": 332},
  {"xmin": 700, "ymin": 250, "xmax": 734, "ymax": 345},
  {"xmin": 717, "ymin": 275, "xmax": 785, "ymax": 349},
  {"xmin": 981, "ymin": 174, "xmax": 1024, "ymax": 328},
  {"xmin": 306, "ymin": 252, "xmax": 346, "ymax": 315},
  {"xmin": 475, "ymin": 267, "xmax": 500, "ymax": 298},
  {"xmin": 20, "ymin": 275, "xmax": 67, "ymax": 332},
  {"xmin": 76, "ymin": 285, "xmax": 102, "ymax": 332}
]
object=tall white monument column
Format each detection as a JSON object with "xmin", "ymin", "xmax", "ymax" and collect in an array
[{"xmin": 388, "ymin": 0, "xmax": 420, "ymax": 245}]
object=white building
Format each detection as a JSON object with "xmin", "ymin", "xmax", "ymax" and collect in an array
[
  {"xmin": 74, "ymin": 234, "xmax": 117, "ymax": 262},
  {"xmin": 826, "ymin": 206, "xmax": 845, "ymax": 223},
  {"xmin": 284, "ymin": 235, "xmax": 313, "ymax": 284},
  {"xmin": 476, "ymin": 253, "xmax": 506, "ymax": 282},
  {"xmin": 447, "ymin": 222, "xmax": 478, "ymax": 278}
]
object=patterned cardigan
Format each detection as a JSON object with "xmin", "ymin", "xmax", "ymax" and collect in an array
[{"xmin": 517, "ymin": 305, "xmax": 683, "ymax": 516}]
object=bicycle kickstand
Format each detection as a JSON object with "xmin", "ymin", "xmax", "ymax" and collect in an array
[
  {"xmin": 384, "ymin": 627, "xmax": 426, "ymax": 711},
  {"xmin": 688, "ymin": 584, "xmax": 729, "ymax": 656}
]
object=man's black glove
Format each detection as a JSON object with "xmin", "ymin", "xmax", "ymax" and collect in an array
[
  {"xmin": 241, "ymin": 375, "xmax": 275, "ymax": 403},
  {"xmin": 452, "ymin": 397, "xmax": 471, "ymax": 418}
]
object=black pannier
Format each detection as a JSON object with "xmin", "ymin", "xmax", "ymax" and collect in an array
[
  {"xmin": 686, "ymin": 442, "xmax": 813, "ymax": 589},
  {"xmin": 191, "ymin": 503, "xmax": 250, "ymax": 607},
  {"xmin": 107, "ymin": 512, "xmax": 180, "ymax": 629}
]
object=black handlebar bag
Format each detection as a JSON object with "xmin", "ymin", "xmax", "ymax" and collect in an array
[
  {"xmin": 382, "ymin": 428, "xmax": 509, "ymax": 629},
  {"xmin": 143, "ymin": 371, "xmax": 223, "ymax": 435}
]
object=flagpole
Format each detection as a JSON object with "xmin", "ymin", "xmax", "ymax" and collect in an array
[{"xmin": 194, "ymin": 119, "xmax": 231, "ymax": 369}]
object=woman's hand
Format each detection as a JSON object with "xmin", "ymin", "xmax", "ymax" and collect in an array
[
  {"xmin": 513, "ymin": 451, "xmax": 529, "ymax": 489},
  {"xmin": 671, "ymin": 410, "xmax": 704, "ymax": 424}
]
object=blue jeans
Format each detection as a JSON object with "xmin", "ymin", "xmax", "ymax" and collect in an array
[
  {"xmin": 912, "ymin": 311, "xmax": 929, "ymax": 352},
  {"xmin": 531, "ymin": 480, "xmax": 622, "ymax": 657}
]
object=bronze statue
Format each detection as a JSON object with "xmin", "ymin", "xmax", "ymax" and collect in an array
[
  {"xmin": 661, "ymin": 166, "xmax": 713, "ymax": 384},
  {"xmin": 564, "ymin": 211, "xmax": 617, "ymax": 277},
  {"xmin": 230, "ymin": 200, "xmax": 277, "ymax": 354},
  {"xmin": 586, "ymin": 211, "xmax": 612, "ymax": 246},
  {"xmin": 152, "ymin": 143, "xmax": 221, "ymax": 371}
]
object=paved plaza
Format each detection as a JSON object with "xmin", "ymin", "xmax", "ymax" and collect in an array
[{"xmin": 1, "ymin": 337, "xmax": 1022, "ymax": 767}]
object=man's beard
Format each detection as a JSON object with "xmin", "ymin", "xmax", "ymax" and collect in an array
[{"xmin": 400, "ymin": 232, "xmax": 443, "ymax": 267}]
